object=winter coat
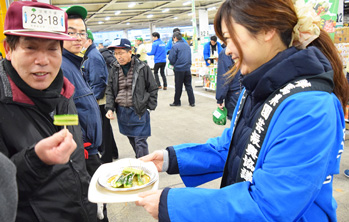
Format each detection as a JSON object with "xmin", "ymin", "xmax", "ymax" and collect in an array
[
  {"xmin": 147, "ymin": 39, "xmax": 166, "ymax": 64},
  {"xmin": 216, "ymin": 48, "xmax": 241, "ymax": 119},
  {"xmin": 203, "ymin": 41, "xmax": 223, "ymax": 66},
  {"xmin": 99, "ymin": 48, "xmax": 116, "ymax": 68},
  {"xmin": 82, "ymin": 45, "xmax": 108, "ymax": 100},
  {"xmin": 159, "ymin": 47, "xmax": 345, "ymax": 221},
  {"xmin": 0, "ymin": 60, "xmax": 97, "ymax": 222},
  {"xmin": 61, "ymin": 49, "xmax": 102, "ymax": 155},
  {"xmin": 105, "ymin": 56, "xmax": 158, "ymax": 117},
  {"xmin": 166, "ymin": 39, "xmax": 189, "ymax": 54},
  {"xmin": 168, "ymin": 40, "xmax": 192, "ymax": 72}
]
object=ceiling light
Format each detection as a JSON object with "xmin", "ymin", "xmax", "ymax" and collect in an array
[
  {"xmin": 98, "ymin": 21, "xmax": 104, "ymax": 24},
  {"xmin": 162, "ymin": 8, "xmax": 169, "ymax": 13},
  {"xmin": 207, "ymin": 7, "xmax": 216, "ymax": 11},
  {"xmin": 128, "ymin": 2, "xmax": 136, "ymax": 8},
  {"xmin": 126, "ymin": 22, "xmax": 130, "ymax": 25},
  {"xmin": 173, "ymin": 17, "xmax": 178, "ymax": 20},
  {"xmin": 147, "ymin": 14, "xmax": 153, "ymax": 18},
  {"xmin": 115, "ymin": 11, "xmax": 121, "ymax": 15},
  {"xmin": 105, "ymin": 17, "xmax": 110, "ymax": 20},
  {"xmin": 183, "ymin": 1, "xmax": 191, "ymax": 6},
  {"xmin": 188, "ymin": 13, "xmax": 193, "ymax": 16}
]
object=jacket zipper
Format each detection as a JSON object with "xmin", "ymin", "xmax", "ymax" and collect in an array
[{"xmin": 69, "ymin": 160, "xmax": 90, "ymax": 222}]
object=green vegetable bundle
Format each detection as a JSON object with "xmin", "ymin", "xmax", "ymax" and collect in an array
[{"xmin": 110, "ymin": 167, "xmax": 145, "ymax": 188}]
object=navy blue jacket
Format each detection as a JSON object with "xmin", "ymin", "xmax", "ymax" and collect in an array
[
  {"xmin": 216, "ymin": 49, "xmax": 241, "ymax": 119},
  {"xmin": 82, "ymin": 45, "xmax": 108, "ymax": 100},
  {"xmin": 168, "ymin": 39, "xmax": 191, "ymax": 72},
  {"xmin": 62, "ymin": 49, "xmax": 102, "ymax": 155}
]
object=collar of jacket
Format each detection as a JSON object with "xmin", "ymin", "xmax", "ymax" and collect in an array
[
  {"xmin": 0, "ymin": 60, "xmax": 75, "ymax": 105},
  {"xmin": 242, "ymin": 46, "xmax": 333, "ymax": 102},
  {"xmin": 112, "ymin": 55, "xmax": 145, "ymax": 71},
  {"xmin": 63, "ymin": 49, "xmax": 84, "ymax": 69}
]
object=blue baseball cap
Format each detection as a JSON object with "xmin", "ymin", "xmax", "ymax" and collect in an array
[{"xmin": 108, "ymin": 38, "xmax": 132, "ymax": 50}]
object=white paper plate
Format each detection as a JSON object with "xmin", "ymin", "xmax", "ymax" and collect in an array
[
  {"xmin": 88, "ymin": 158, "xmax": 159, "ymax": 203},
  {"xmin": 98, "ymin": 165, "xmax": 157, "ymax": 191}
]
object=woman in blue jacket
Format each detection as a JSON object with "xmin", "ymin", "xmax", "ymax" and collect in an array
[{"xmin": 136, "ymin": 0, "xmax": 349, "ymax": 221}]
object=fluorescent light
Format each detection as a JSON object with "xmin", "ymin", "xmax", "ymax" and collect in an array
[
  {"xmin": 105, "ymin": 17, "xmax": 110, "ymax": 20},
  {"xmin": 128, "ymin": 2, "xmax": 136, "ymax": 8},
  {"xmin": 188, "ymin": 13, "xmax": 192, "ymax": 16},
  {"xmin": 183, "ymin": 1, "xmax": 191, "ymax": 6},
  {"xmin": 162, "ymin": 8, "xmax": 169, "ymax": 13},
  {"xmin": 147, "ymin": 14, "xmax": 153, "ymax": 18},
  {"xmin": 98, "ymin": 21, "xmax": 104, "ymax": 24},
  {"xmin": 173, "ymin": 17, "xmax": 178, "ymax": 20},
  {"xmin": 126, "ymin": 22, "xmax": 130, "ymax": 25},
  {"xmin": 115, "ymin": 11, "xmax": 121, "ymax": 15},
  {"xmin": 207, "ymin": 7, "xmax": 216, "ymax": 11}
]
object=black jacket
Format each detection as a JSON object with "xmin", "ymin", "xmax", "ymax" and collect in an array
[
  {"xmin": 0, "ymin": 60, "xmax": 96, "ymax": 222},
  {"xmin": 105, "ymin": 56, "xmax": 158, "ymax": 116}
]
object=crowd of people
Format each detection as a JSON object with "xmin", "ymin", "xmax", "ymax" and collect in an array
[{"xmin": 0, "ymin": 0, "xmax": 348, "ymax": 221}]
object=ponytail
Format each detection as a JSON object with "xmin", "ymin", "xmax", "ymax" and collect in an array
[{"xmin": 310, "ymin": 30, "xmax": 349, "ymax": 113}]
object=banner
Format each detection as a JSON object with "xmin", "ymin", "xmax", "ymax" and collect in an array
[{"xmin": 305, "ymin": 0, "xmax": 340, "ymax": 40}]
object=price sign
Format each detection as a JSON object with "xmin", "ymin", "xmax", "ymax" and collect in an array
[{"xmin": 22, "ymin": 6, "xmax": 65, "ymax": 32}]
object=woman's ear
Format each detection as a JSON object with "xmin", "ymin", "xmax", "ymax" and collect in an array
[{"xmin": 264, "ymin": 29, "xmax": 277, "ymax": 42}]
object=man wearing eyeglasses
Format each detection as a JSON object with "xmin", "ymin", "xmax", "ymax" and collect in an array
[{"xmin": 60, "ymin": 6, "xmax": 106, "ymax": 221}]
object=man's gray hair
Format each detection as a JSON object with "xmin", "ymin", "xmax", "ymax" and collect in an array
[{"xmin": 172, "ymin": 31, "xmax": 182, "ymax": 41}]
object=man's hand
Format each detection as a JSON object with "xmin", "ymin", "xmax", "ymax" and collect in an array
[
  {"xmin": 105, "ymin": 110, "xmax": 115, "ymax": 120},
  {"xmin": 139, "ymin": 150, "xmax": 164, "ymax": 172},
  {"xmin": 135, "ymin": 190, "xmax": 162, "ymax": 219},
  {"xmin": 218, "ymin": 103, "xmax": 225, "ymax": 110},
  {"xmin": 34, "ymin": 129, "xmax": 77, "ymax": 165}
]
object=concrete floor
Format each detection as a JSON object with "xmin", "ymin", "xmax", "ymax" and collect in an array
[{"xmin": 103, "ymin": 75, "xmax": 349, "ymax": 222}]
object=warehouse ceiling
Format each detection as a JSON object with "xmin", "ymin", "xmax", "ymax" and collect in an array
[{"xmin": 52, "ymin": 0, "xmax": 223, "ymax": 32}]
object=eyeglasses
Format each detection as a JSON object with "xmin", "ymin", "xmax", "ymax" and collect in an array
[
  {"xmin": 67, "ymin": 32, "xmax": 87, "ymax": 38},
  {"xmin": 114, "ymin": 50, "xmax": 128, "ymax": 56}
]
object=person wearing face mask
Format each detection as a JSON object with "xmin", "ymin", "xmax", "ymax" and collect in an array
[{"xmin": 135, "ymin": 0, "xmax": 349, "ymax": 221}]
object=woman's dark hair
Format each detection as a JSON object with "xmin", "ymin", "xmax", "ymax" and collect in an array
[{"xmin": 214, "ymin": 0, "xmax": 349, "ymax": 112}]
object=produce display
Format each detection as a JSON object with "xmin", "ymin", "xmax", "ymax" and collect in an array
[
  {"xmin": 53, "ymin": 114, "xmax": 79, "ymax": 126},
  {"xmin": 108, "ymin": 167, "xmax": 150, "ymax": 189}
]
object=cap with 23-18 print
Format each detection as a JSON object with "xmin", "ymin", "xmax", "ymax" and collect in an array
[{"xmin": 3, "ymin": 0, "xmax": 75, "ymax": 41}]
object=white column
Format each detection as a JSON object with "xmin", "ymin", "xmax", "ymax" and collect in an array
[
  {"xmin": 123, "ymin": 30, "xmax": 129, "ymax": 39},
  {"xmin": 149, "ymin": 23, "xmax": 156, "ymax": 40},
  {"xmin": 199, "ymin": 9, "xmax": 209, "ymax": 39}
]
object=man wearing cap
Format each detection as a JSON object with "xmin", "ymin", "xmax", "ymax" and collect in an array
[
  {"xmin": 147, "ymin": 32, "xmax": 167, "ymax": 90},
  {"xmin": 105, "ymin": 38, "xmax": 158, "ymax": 158},
  {"xmin": 82, "ymin": 30, "xmax": 118, "ymax": 163},
  {"xmin": 0, "ymin": 1, "xmax": 97, "ymax": 221},
  {"xmin": 61, "ymin": 4, "xmax": 103, "ymax": 172},
  {"xmin": 135, "ymin": 37, "xmax": 147, "ymax": 63}
]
